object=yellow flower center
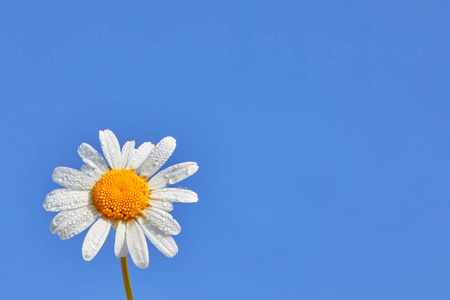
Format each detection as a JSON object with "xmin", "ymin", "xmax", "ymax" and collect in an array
[{"xmin": 92, "ymin": 169, "xmax": 150, "ymax": 221}]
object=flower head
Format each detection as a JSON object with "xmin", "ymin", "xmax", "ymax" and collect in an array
[{"xmin": 44, "ymin": 130, "xmax": 198, "ymax": 268}]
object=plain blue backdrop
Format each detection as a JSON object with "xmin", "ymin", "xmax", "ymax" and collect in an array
[{"xmin": 1, "ymin": 1, "xmax": 449, "ymax": 299}]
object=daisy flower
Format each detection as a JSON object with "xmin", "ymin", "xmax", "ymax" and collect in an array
[{"xmin": 43, "ymin": 130, "xmax": 199, "ymax": 269}]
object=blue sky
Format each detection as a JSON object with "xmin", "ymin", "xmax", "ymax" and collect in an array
[{"xmin": 1, "ymin": 1, "xmax": 449, "ymax": 299}]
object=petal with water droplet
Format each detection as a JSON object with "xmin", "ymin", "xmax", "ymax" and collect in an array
[
  {"xmin": 43, "ymin": 189, "xmax": 91, "ymax": 212},
  {"xmin": 138, "ymin": 217, "xmax": 178, "ymax": 258},
  {"xmin": 126, "ymin": 219, "xmax": 149, "ymax": 269},
  {"xmin": 126, "ymin": 142, "xmax": 154, "ymax": 171},
  {"xmin": 51, "ymin": 205, "xmax": 98, "ymax": 240},
  {"xmin": 142, "ymin": 207, "xmax": 181, "ymax": 235},
  {"xmin": 150, "ymin": 188, "xmax": 198, "ymax": 203},
  {"xmin": 115, "ymin": 221, "xmax": 128, "ymax": 258},
  {"xmin": 140, "ymin": 137, "xmax": 176, "ymax": 178},
  {"xmin": 80, "ymin": 164, "xmax": 102, "ymax": 181},
  {"xmin": 148, "ymin": 200, "xmax": 173, "ymax": 212},
  {"xmin": 52, "ymin": 167, "xmax": 96, "ymax": 190},
  {"xmin": 121, "ymin": 141, "xmax": 135, "ymax": 169},
  {"xmin": 82, "ymin": 218, "xmax": 111, "ymax": 261},
  {"xmin": 99, "ymin": 129, "xmax": 122, "ymax": 170},
  {"xmin": 78, "ymin": 143, "xmax": 109, "ymax": 174},
  {"xmin": 148, "ymin": 162, "xmax": 198, "ymax": 190}
]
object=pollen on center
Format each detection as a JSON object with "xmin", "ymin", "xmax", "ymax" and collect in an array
[{"xmin": 92, "ymin": 169, "xmax": 150, "ymax": 221}]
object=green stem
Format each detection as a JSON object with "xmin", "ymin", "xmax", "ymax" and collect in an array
[{"xmin": 121, "ymin": 257, "xmax": 134, "ymax": 300}]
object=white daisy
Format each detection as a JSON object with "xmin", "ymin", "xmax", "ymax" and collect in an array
[{"xmin": 43, "ymin": 129, "xmax": 199, "ymax": 269}]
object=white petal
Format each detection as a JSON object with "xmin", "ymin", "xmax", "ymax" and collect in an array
[
  {"xmin": 80, "ymin": 164, "xmax": 92, "ymax": 174},
  {"xmin": 78, "ymin": 143, "xmax": 109, "ymax": 174},
  {"xmin": 148, "ymin": 200, "xmax": 173, "ymax": 212},
  {"xmin": 50, "ymin": 205, "xmax": 93, "ymax": 233},
  {"xmin": 115, "ymin": 221, "xmax": 128, "ymax": 258},
  {"xmin": 127, "ymin": 142, "xmax": 154, "ymax": 171},
  {"xmin": 80, "ymin": 164, "xmax": 102, "ymax": 181},
  {"xmin": 138, "ymin": 217, "xmax": 178, "ymax": 258},
  {"xmin": 99, "ymin": 129, "xmax": 122, "ymax": 170},
  {"xmin": 82, "ymin": 218, "xmax": 111, "ymax": 261},
  {"xmin": 121, "ymin": 141, "xmax": 135, "ymax": 169},
  {"xmin": 148, "ymin": 162, "xmax": 198, "ymax": 190},
  {"xmin": 52, "ymin": 167, "xmax": 96, "ymax": 190},
  {"xmin": 126, "ymin": 219, "xmax": 149, "ymax": 269},
  {"xmin": 139, "ymin": 137, "xmax": 176, "ymax": 178},
  {"xmin": 150, "ymin": 188, "xmax": 198, "ymax": 203},
  {"xmin": 43, "ymin": 189, "xmax": 91, "ymax": 212},
  {"xmin": 51, "ymin": 205, "xmax": 98, "ymax": 240},
  {"xmin": 142, "ymin": 207, "xmax": 181, "ymax": 235}
]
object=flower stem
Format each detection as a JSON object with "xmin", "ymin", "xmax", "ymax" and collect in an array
[{"xmin": 121, "ymin": 257, "xmax": 134, "ymax": 300}]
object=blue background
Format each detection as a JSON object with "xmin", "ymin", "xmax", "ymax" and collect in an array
[{"xmin": 1, "ymin": 1, "xmax": 449, "ymax": 299}]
